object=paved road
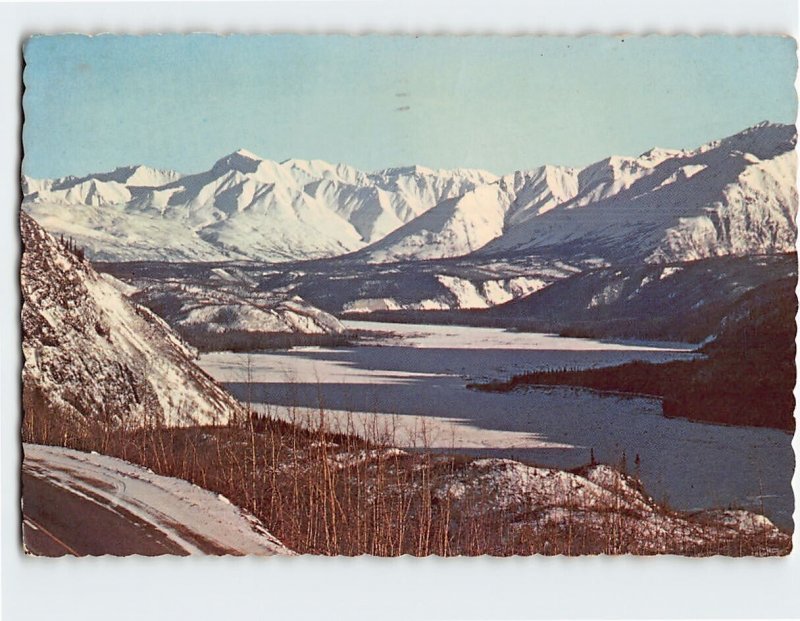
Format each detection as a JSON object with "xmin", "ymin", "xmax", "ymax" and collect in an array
[
  {"xmin": 22, "ymin": 472, "xmax": 189, "ymax": 557},
  {"xmin": 21, "ymin": 443, "xmax": 290, "ymax": 556}
]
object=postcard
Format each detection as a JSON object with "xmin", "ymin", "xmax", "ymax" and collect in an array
[{"xmin": 20, "ymin": 34, "xmax": 797, "ymax": 556}]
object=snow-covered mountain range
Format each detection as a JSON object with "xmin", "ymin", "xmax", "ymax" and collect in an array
[
  {"xmin": 358, "ymin": 122, "xmax": 797, "ymax": 264},
  {"xmin": 21, "ymin": 212, "xmax": 245, "ymax": 427},
  {"xmin": 22, "ymin": 122, "xmax": 796, "ymax": 266},
  {"xmin": 23, "ymin": 151, "xmax": 495, "ymax": 262}
]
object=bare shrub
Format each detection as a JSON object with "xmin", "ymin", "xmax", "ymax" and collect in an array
[{"xmin": 21, "ymin": 381, "xmax": 791, "ymax": 557}]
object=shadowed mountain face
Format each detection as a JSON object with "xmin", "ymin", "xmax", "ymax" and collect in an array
[
  {"xmin": 478, "ymin": 252, "xmax": 798, "ymax": 342},
  {"xmin": 96, "ymin": 250, "xmax": 797, "ymax": 348},
  {"xmin": 20, "ymin": 212, "xmax": 243, "ymax": 428}
]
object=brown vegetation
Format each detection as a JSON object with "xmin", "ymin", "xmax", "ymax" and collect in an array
[
  {"xmin": 22, "ymin": 382, "xmax": 791, "ymax": 556},
  {"xmin": 176, "ymin": 327, "xmax": 354, "ymax": 353}
]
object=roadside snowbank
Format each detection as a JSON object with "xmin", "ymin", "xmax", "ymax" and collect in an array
[{"xmin": 23, "ymin": 443, "xmax": 291, "ymax": 556}]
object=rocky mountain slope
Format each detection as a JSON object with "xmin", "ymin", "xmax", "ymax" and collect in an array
[
  {"xmin": 130, "ymin": 281, "xmax": 347, "ymax": 351},
  {"xmin": 21, "ymin": 212, "xmax": 244, "ymax": 427},
  {"xmin": 99, "ymin": 249, "xmax": 796, "ymax": 335},
  {"xmin": 478, "ymin": 252, "xmax": 798, "ymax": 342},
  {"xmin": 98, "ymin": 259, "xmax": 350, "ymax": 351},
  {"xmin": 98, "ymin": 253, "xmax": 578, "ymax": 317}
]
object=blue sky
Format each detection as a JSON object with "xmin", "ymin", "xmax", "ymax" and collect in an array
[{"xmin": 22, "ymin": 34, "xmax": 797, "ymax": 178}]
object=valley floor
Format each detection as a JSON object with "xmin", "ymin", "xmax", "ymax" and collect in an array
[{"xmin": 198, "ymin": 321, "xmax": 793, "ymax": 530}]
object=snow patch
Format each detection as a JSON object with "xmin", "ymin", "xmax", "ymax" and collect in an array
[{"xmin": 659, "ymin": 266, "xmax": 683, "ymax": 280}]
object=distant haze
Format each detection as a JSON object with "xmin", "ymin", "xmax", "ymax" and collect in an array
[{"xmin": 22, "ymin": 34, "xmax": 797, "ymax": 179}]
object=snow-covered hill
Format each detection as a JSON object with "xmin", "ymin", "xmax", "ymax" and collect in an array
[
  {"xmin": 131, "ymin": 280, "xmax": 346, "ymax": 349},
  {"xmin": 357, "ymin": 122, "xmax": 797, "ymax": 264},
  {"xmin": 434, "ymin": 458, "xmax": 789, "ymax": 555},
  {"xmin": 23, "ymin": 150, "xmax": 496, "ymax": 262},
  {"xmin": 479, "ymin": 252, "xmax": 797, "ymax": 342},
  {"xmin": 21, "ymin": 212, "xmax": 245, "ymax": 427}
]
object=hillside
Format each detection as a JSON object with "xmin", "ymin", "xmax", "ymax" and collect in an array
[
  {"xmin": 472, "ymin": 276, "xmax": 797, "ymax": 431},
  {"xmin": 329, "ymin": 253, "xmax": 794, "ymax": 344},
  {"xmin": 480, "ymin": 252, "xmax": 798, "ymax": 342},
  {"xmin": 130, "ymin": 282, "xmax": 349, "ymax": 352},
  {"xmin": 21, "ymin": 212, "xmax": 244, "ymax": 428}
]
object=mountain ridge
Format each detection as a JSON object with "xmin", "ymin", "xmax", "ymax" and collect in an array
[
  {"xmin": 22, "ymin": 122, "xmax": 796, "ymax": 265},
  {"xmin": 357, "ymin": 122, "xmax": 797, "ymax": 264},
  {"xmin": 24, "ymin": 150, "xmax": 497, "ymax": 262}
]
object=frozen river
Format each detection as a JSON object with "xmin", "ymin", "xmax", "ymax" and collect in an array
[{"xmin": 199, "ymin": 320, "xmax": 794, "ymax": 529}]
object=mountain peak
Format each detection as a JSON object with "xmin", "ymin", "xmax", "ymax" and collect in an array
[
  {"xmin": 726, "ymin": 120, "xmax": 794, "ymax": 138},
  {"xmin": 212, "ymin": 149, "xmax": 264, "ymax": 176},
  {"xmin": 108, "ymin": 164, "xmax": 182, "ymax": 188},
  {"xmin": 378, "ymin": 164, "xmax": 436, "ymax": 177},
  {"xmin": 232, "ymin": 148, "xmax": 263, "ymax": 159},
  {"xmin": 712, "ymin": 120, "xmax": 797, "ymax": 160},
  {"xmin": 752, "ymin": 120, "xmax": 782, "ymax": 130}
]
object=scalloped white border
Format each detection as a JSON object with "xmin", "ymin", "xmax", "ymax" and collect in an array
[{"xmin": 2, "ymin": 2, "xmax": 799, "ymax": 620}]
